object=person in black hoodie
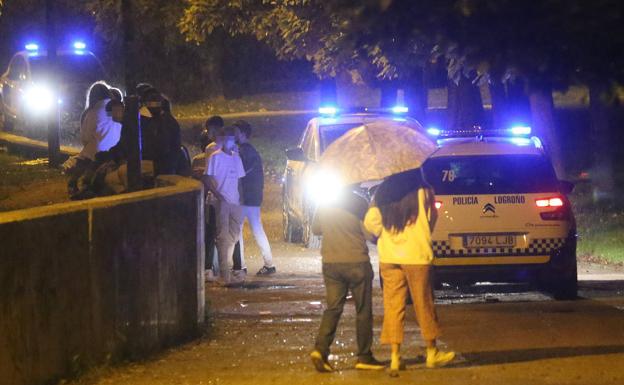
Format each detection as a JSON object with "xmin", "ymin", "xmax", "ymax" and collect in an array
[
  {"xmin": 111, "ymin": 87, "xmax": 182, "ymax": 177},
  {"xmin": 234, "ymin": 120, "xmax": 276, "ymax": 276}
]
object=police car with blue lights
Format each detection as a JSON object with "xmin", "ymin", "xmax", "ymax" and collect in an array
[
  {"xmin": 282, "ymin": 105, "xmax": 418, "ymax": 248},
  {"xmin": 422, "ymin": 126, "xmax": 577, "ymax": 299},
  {"xmin": 1, "ymin": 41, "xmax": 106, "ymax": 132}
]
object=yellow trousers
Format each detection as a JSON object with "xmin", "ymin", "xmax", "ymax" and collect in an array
[{"xmin": 380, "ymin": 263, "xmax": 440, "ymax": 344}]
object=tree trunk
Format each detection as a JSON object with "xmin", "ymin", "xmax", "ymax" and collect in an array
[
  {"xmin": 507, "ymin": 77, "xmax": 531, "ymax": 124},
  {"xmin": 447, "ymin": 73, "xmax": 484, "ymax": 130},
  {"xmin": 405, "ymin": 68, "xmax": 428, "ymax": 124},
  {"xmin": 489, "ymin": 79, "xmax": 507, "ymax": 130},
  {"xmin": 589, "ymin": 81, "xmax": 614, "ymax": 201},
  {"xmin": 528, "ymin": 84, "xmax": 565, "ymax": 178},
  {"xmin": 379, "ymin": 81, "xmax": 398, "ymax": 108}
]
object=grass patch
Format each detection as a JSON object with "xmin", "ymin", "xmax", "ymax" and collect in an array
[
  {"xmin": 571, "ymin": 177, "xmax": 624, "ymax": 265},
  {"xmin": 173, "ymin": 91, "xmax": 319, "ymax": 119},
  {"xmin": 0, "ymin": 151, "xmax": 63, "ymax": 190},
  {"xmin": 0, "ymin": 150, "xmax": 67, "ymax": 211}
]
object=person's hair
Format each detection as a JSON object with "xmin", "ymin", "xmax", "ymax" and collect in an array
[
  {"xmin": 85, "ymin": 81, "xmax": 111, "ymax": 110},
  {"xmin": 215, "ymin": 125, "xmax": 238, "ymax": 138},
  {"xmin": 205, "ymin": 115, "xmax": 224, "ymax": 129},
  {"xmin": 161, "ymin": 98, "xmax": 171, "ymax": 114},
  {"xmin": 233, "ymin": 120, "xmax": 252, "ymax": 138},
  {"xmin": 136, "ymin": 82, "xmax": 153, "ymax": 98},
  {"xmin": 374, "ymin": 168, "xmax": 431, "ymax": 233},
  {"xmin": 109, "ymin": 87, "xmax": 123, "ymax": 102}
]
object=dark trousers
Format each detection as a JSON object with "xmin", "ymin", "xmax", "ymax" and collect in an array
[
  {"xmin": 315, "ymin": 262, "xmax": 374, "ymax": 361},
  {"xmin": 205, "ymin": 205, "xmax": 242, "ymax": 270}
]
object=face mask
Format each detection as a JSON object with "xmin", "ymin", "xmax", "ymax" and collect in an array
[{"xmin": 224, "ymin": 138, "xmax": 236, "ymax": 150}]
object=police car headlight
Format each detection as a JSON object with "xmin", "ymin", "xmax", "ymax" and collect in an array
[
  {"xmin": 306, "ymin": 170, "xmax": 343, "ymax": 205},
  {"xmin": 23, "ymin": 84, "xmax": 54, "ymax": 114}
]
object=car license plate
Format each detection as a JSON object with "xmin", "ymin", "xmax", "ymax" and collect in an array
[{"xmin": 463, "ymin": 235, "xmax": 516, "ymax": 248}]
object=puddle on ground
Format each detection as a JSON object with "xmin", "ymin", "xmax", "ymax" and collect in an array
[
  {"xmin": 260, "ymin": 316, "xmax": 313, "ymax": 324},
  {"xmin": 13, "ymin": 158, "xmax": 49, "ymax": 166},
  {"xmin": 240, "ymin": 282, "xmax": 297, "ymax": 290}
]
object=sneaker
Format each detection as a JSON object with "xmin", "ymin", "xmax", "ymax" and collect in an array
[
  {"xmin": 232, "ymin": 269, "xmax": 247, "ymax": 280},
  {"xmin": 426, "ymin": 348, "xmax": 455, "ymax": 368},
  {"xmin": 310, "ymin": 350, "xmax": 333, "ymax": 373},
  {"xmin": 256, "ymin": 266, "xmax": 276, "ymax": 276},
  {"xmin": 204, "ymin": 269, "xmax": 217, "ymax": 282},
  {"xmin": 355, "ymin": 357, "xmax": 385, "ymax": 371}
]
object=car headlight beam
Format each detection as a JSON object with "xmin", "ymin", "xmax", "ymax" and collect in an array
[
  {"xmin": 23, "ymin": 84, "xmax": 55, "ymax": 114},
  {"xmin": 306, "ymin": 170, "xmax": 344, "ymax": 206}
]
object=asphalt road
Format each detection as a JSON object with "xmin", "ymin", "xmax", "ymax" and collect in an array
[{"xmin": 71, "ymin": 233, "xmax": 624, "ymax": 385}]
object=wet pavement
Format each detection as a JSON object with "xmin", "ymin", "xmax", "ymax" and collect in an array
[
  {"xmin": 69, "ymin": 240, "xmax": 624, "ymax": 385},
  {"xmin": 68, "ymin": 183, "xmax": 624, "ymax": 385}
]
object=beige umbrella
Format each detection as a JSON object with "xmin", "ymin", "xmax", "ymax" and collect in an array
[{"xmin": 320, "ymin": 120, "xmax": 436, "ymax": 185}]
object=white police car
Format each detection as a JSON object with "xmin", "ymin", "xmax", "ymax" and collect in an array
[
  {"xmin": 0, "ymin": 41, "xmax": 106, "ymax": 133},
  {"xmin": 422, "ymin": 127, "xmax": 577, "ymax": 299},
  {"xmin": 282, "ymin": 106, "xmax": 419, "ymax": 248}
]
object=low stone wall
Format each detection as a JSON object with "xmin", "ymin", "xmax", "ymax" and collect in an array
[
  {"xmin": 0, "ymin": 176, "xmax": 205, "ymax": 385},
  {"xmin": 0, "ymin": 132, "xmax": 79, "ymax": 160}
]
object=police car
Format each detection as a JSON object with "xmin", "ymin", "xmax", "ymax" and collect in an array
[
  {"xmin": 282, "ymin": 106, "xmax": 420, "ymax": 248},
  {"xmin": 422, "ymin": 127, "xmax": 577, "ymax": 299},
  {"xmin": 0, "ymin": 41, "xmax": 106, "ymax": 133}
]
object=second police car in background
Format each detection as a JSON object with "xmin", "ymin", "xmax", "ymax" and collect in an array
[
  {"xmin": 0, "ymin": 41, "xmax": 107, "ymax": 133},
  {"xmin": 282, "ymin": 106, "xmax": 417, "ymax": 248}
]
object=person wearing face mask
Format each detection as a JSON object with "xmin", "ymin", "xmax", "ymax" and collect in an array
[
  {"xmin": 203, "ymin": 126, "xmax": 247, "ymax": 286},
  {"xmin": 139, "ymin": 88, "xmax": 182, "ymax": 176}
]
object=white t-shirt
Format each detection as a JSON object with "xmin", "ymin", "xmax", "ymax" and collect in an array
[
  {"xmin": 79, "ymin": 98, "xmax": 122, "ymax": 160},
  {"xmin": 205, "ymin": 149, "xmax": 246, "ymax": 204}
]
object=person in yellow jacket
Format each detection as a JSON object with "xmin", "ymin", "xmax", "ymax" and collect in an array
[{"xmin": 364, "ymin": 168, "xmax": 455, "ymax": 376}]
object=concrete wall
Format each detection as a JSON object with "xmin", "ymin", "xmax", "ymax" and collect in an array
[{"xmin": 0, "ymin": 176, "xmax": 205, "ymax": 385}]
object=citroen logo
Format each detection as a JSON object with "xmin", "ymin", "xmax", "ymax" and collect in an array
[{"xmin": 483, "ymin": 203, "xmax": 496, "ymax": 214}]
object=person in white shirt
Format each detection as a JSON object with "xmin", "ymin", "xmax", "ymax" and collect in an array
[
  {"xmin": 67, "ymin": 82, "xmax": 121, "ymax": 199},
  {"xmin": 78, "ymin": 82, "xmax": 121, "ymax": 161},
  {"xmin": 203, "ymin": 125, "xmax": 246, "ymax": 285}
]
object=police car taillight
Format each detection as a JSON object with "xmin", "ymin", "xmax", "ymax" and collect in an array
[
  {"xmin": 535, "ymin": 197, "xmax": 564, "ymax": 208},
  {"xmin": 435, "ymin": 201, "xmax": 443, "ymax": 210},
  {"xmin": 536, "ymin": 197, "xmax": 567, "ymax": 220}
]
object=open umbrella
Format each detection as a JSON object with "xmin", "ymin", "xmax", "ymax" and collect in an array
[{"xmin": 320, "ymin": 120, "xmax": 436, "ymax": 185}]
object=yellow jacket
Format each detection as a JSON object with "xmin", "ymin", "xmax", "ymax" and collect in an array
[{"xmin": 364, "ymin": 188, "xmax": 437, "ymax": 265}]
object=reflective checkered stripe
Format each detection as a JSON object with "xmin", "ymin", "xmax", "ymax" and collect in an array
[{"xmin": 432, "ymin": 238, "xmax": 566, "ymax": 258}]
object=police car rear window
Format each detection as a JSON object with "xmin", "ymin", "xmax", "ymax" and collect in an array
[{"xmin": 423, "ymin": 155, "xmax": 559, "ymax": 195}]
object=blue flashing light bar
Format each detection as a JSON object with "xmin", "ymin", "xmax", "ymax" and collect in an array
[
  {"xmin": 391, "ymin": 105, "xmax": 409, "ymax": 114},
  {"xmin": 73, "ymin": 41, "xmax": 87, "ymax": 50},
  {"xmin": 510, "ymin": 137, "xmax": 531, "ymax": 146},
  {"xmin": 510, "ymin": 125, "xmax": 531, "ymax": 136},
  {"xmin": 318, "ymin": 106, "xmax": 338, "ymax": 115},
  {"xmin": 25, "ymin": 43, "xmax": 39, "ymax": 51},
  {"xmin": 427, "ymin": 127, "xmax": 441, "ymax": 136}
]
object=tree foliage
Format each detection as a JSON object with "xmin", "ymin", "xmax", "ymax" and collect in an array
[{"xmin": 181, "ymin": 0, "xmax": 624, "ymax": 90}]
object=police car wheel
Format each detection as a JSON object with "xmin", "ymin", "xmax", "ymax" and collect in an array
[
  {"xmin": 1, "ymin": 111, "xmax": 14, "ymax": 132},
  {"xmin": 302, "ymin": 211, "xmax": 321, "ymax": 249},
  {"xmin": 538, "ymin": 255, "xmax": 578, "ymax": 300},
  {"xmin": 282, "ymin": 203, "xmax": 302, "ymax": 243}
]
